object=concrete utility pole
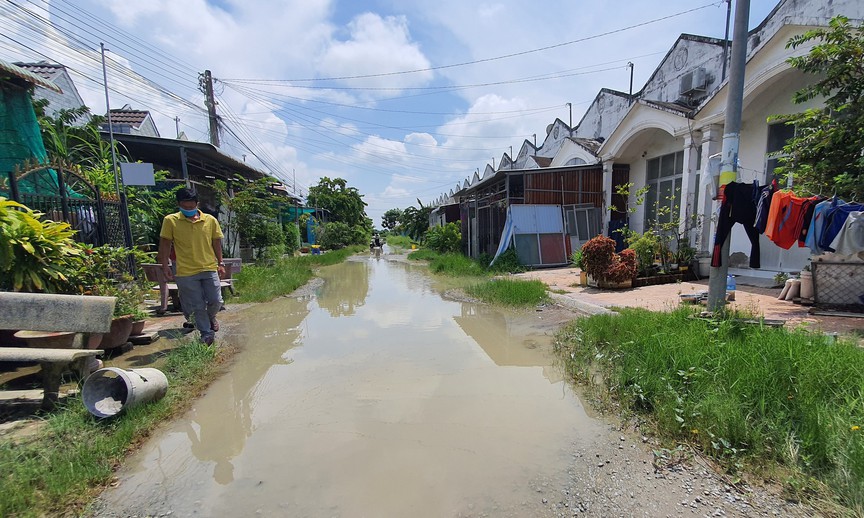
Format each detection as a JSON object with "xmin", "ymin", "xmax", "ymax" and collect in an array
[
  {"xmin": 627, "ymin": 62, "xmax": 635, "ymax": 104},
  {"xmin": 707, "ymin": 0, "xmax": 750, "ymax": 311},
  {"xmin": 203, "ymin": 70, "xmax": 220, "ymax": 147},
  {"xmin": 100, "ymin": 43, "xmax": 120, "ymax": 199}
]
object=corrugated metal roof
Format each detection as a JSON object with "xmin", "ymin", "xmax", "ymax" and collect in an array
[{"xmin": 0, "ymin": 58, "xmax": 62, "ymax": 93}]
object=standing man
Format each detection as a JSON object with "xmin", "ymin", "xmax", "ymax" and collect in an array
[{"xmin": 158, "ymin": 188, "xmax": 225, "ymax": 345}]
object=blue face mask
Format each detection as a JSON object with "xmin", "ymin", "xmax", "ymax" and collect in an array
[{"xmin": 179, "ymin": 207, "xmax": 198, "ymax": 217}]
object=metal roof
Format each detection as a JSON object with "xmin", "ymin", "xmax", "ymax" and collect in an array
[{"xmin": 0, "ymin": 58, "xmax": 62, "ymax": 93}]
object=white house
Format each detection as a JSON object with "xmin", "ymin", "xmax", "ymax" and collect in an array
[
  {"xmin": 593, "ymin": 0, "xmax": 864, "ymax": 276},
  {"xmin": 102, "ymin": 105, "xmax": 160, "ymax": 137},
  {"xmin": 433, "ymin": 0, "xmax": 863, "ymax": 275}
]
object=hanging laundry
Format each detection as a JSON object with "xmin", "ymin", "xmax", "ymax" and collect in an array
[
  {"xmin": 763, "ymin": 190, "xmax": 791, "ymax": 244},
  {"xmin": 711, "ymin": 181, "xmax": 761, "ymax": 268},
  {"xmin": 753, "ymin": 179, "xmax": 777, "ymax": 234},
  {"xmin": 829, "ymin": 211, "xmax": 864, "ymax": 259},
  {"xmin": 805, "ymin": 198, "xmax": 839, "ymax": 254},
  {"xmin": 765, "ymin": 191, "xmax": 820, "ymax": 250},
  {"xmin": 797, "ymin": 195, "xmax": 825, "ymax": 247},
  {"xmin": 820, "ymin": 202, "xmax": 864, "ymax": 252}
]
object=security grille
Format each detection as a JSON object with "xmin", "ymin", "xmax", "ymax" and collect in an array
[{"xmin": 812, "ymin": 261, "xmax": 864, "ymax": 311}]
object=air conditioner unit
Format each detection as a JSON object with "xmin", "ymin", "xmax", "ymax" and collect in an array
[{"xmin": 679, "ymin": 68, "xmax": 708, "ymax": 96}]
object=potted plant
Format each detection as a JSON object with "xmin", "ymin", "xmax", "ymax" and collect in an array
[
  {"xmin": 130, "ymin": 307, "xmax": 149, "ymax": 336},
  {"xmin": 581, "ymin": 235, "xmax": 615, "ymax": 287},
  {"xmin": 675, "ymin": 240, "xmax": 697, "ymax": 272},
  {"xmin": 603, "ymin": 249, "xmax": 638, "ymax": 288},
  {"xmin": 581, "ymin": 235, "xmax": 637, "ymax": 289},
  {"xmin": 571, "ymin": 249, "xmax": 588, "ymax": 286},
  {"xmin": 70, "ymin": 245, "xmax": 154, "ymax": 349}
]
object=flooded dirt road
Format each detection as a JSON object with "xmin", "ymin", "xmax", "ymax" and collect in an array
[{"xmin": 94, "ymin": 254, "xmax": 811, "ymax": 517}]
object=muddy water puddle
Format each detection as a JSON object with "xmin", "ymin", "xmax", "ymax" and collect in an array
[{"xmin": 95, "ymin": 256, "xmax": 605, "ymax": 517}]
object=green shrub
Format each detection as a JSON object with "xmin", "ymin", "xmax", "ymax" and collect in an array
[
  {"xmin": 571, "ymin": 249, "xmax": 584, "ymax": 269},
  {"xmin": 487, "ymin": 248, "xmax": 524, "ymax": 274},
  {"xmin": 283, "ymin": 222, "xmax": 301, "ymax": 253},
  {"xmin": 425, "ymin": 222, "xmax": 461, "ymax": 253},
  {"xmin": 243, "ymin": 215, "xmax": 285, "ymax": 258},
  {"xmin": 628, "ymin": 232, "xmax": 658, "ymax": 277},
  {"xmin": 0, "ymin": 198, "xmax": 82, "ymax": 292}
]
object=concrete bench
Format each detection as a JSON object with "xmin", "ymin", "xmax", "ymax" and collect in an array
[
  {"xmin": 0, "ymin": 292, "xmax": 115, "ymax": 410},
  {"xmin": 143, "ymin": 262, "xmax": 240, "ymax": 314}
]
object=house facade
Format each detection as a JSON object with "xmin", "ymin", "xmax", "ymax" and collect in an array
[
  {"xmin": 102, "ymin": 105, "xmax": 160, "ymax": 137},
  {"xmin": 437, "ymin": 0, "xmax": 863, "ymax": 275}
]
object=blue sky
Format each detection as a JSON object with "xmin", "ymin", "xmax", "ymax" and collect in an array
[{"xmin": 1, "ymin": 0, "xmax": 779, "ymax": 225}]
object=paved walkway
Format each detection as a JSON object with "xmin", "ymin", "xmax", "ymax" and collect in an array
[{"xmin": 513, "ymin": 267, "xmax": 864, "ymax": 337}]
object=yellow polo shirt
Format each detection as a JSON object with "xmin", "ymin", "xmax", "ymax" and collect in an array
[{"xmin": 160, "ymin": 211, "xmax": 223, "ymax": 277}]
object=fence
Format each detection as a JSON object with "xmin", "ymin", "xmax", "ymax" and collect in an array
[
  {"xmin": 4, "ymin": 163, "xmax": 131, "ymax": 248},
  {"xmin": 811, "ymin": 260, "xmax": 864, "ymax": 311}
]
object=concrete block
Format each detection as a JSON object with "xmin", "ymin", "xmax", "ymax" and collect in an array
[{"xmin": 0, "ymin": 292, "xmax": 116, "ymax": 333}]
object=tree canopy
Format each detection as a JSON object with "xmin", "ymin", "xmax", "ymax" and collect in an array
[
  {"xmin": 775, "ymin": 16, "xmax": 864, "ymax": 200},
  {"xmin": 381, "ymin": 208, "xmax": 402, "ymax": 231},
  {"xmin": 307, "ymin": 177, "xmax": 369, "ymax": 228}
]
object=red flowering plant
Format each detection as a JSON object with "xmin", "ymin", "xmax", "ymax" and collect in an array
[
  {"xmin": 607, "ymin": 248, "xmax": 638, "ymax": 283},
  {"xmin": 580, "ymin": 235, "xmax": 637, "ymax": 284}
]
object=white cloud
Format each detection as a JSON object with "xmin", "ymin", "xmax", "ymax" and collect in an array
[{"xmin": 318, "ymin": 13, "xmax": 433, "ymax": 91}]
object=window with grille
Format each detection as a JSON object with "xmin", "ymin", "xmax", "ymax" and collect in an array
[{"xmin": 644, "ymin": 150, "xmax": 684, "ymax": 228}]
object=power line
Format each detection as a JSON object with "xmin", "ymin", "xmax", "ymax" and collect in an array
[{"xmin": 222, "ymin": 2, "xmax": 720, "ymax": 83}]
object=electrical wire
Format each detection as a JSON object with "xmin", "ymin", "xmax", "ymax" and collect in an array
[{"xmin": 222, "ymin": 2, "xmax": 721, "ymax": 83}]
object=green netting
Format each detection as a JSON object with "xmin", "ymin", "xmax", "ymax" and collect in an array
[
  {"xmin": 282, "ymin": 205, "xmax": 316, "ymax": 222},
  {"xmin": 0, "ymin": 85, "xmax": 59, "ymax": 197}
]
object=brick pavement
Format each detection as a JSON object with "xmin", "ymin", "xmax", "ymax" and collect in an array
[{"xmin": 513, "ymin": 266, "xmax": 864, "ymax": 337}]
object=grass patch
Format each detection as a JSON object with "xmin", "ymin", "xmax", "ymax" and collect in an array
[
  {"xmin": 233, "ymin": 245, "xmax": 365, "ymax": 302},
  {"xmin": 408, "ymin": 250, "xmax": 488, "ymax": 276},
  {"xmin": 408, "ymin": 250, "xmax": 549, "ymax": 307},
  {"xmin": 555, "ymin": 307, "xmax": 864, "ymax": 512},
  {"xmin": 0, "ymin": 339, "xmax": 221, "ymax": 517},
  {"xmin": 384, "ymin": 234, "xmax": 413, "ymax": 250},
  {"xmin": 466, "ymin": 278, "xmax": 549, "ymax": 306}
]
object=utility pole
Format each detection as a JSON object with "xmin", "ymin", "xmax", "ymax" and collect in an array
[
  {"xmin": 203, "ymin": 70, "xmax": 220, "ymax": 147},
  {"xmin": 627, "ymin": 62, "xmax": 635, "ymax": 104},
  {"xmin": 174, "ymin": 116, "xmax": 180, "ymax": 138},
  {"xmin": 707, "ymin": 0, "xmax": 750, "ymax": 311},
  {"xmin": 722, "ymin": 0, "xmax": 733, "ymax": 80},
  {"xmin": 566, "ymin": 102, "xmax": 572, "ymax": 136},
  {"xmin": 101, "ymin": 43, "xmax": 133, "ymax": 248},
  {"xmin": 100, "ymin": 43, "xmax": 120, "ymax": 199}
]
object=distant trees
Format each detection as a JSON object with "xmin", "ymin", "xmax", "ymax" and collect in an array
[
  {"xmin": 381, "ymin": 208, "xmax": 402, "ymax": 231},
  {"xmin": 307, "ymin": 177, "xmax": 370, "ymax": 247}
]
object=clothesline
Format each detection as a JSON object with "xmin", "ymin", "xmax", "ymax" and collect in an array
[{"xmin": 711, "ymin": 181, "xmax": 864, "ymax": 267}]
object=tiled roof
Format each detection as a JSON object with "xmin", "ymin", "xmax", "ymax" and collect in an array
[
  {"xmin": 533, "ymin": 156, "xmax": 553, "ymax": 167},
  {"xmin": 14, "ymin": 61, "xmax": 64, "ymax": 81},
  {"xmin": 569, "ymin": 138, "xmax": 601, "ymax": 154},
  {"xmin": 107, "ymin": 109, "xmax": 150, "ymax": 127},
  {"xmin": 0, "ymin": 58, "xmax": 62, "ymax": 92}
]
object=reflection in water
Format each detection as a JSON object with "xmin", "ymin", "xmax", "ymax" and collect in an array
[
  {"xmin": 97, "ymin": 257, "xmax": 600, "ymax": 517},
  {"xmin": 454, "ymin": 303, "xmax": 547, "ymax": 366},
  {"xmin": 185, "ymin": 298, "xmax": 310, "ymax": 485},
  {"xmin": 315, "ymin": 260, "xmax": 370, "ymax": 317}
]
